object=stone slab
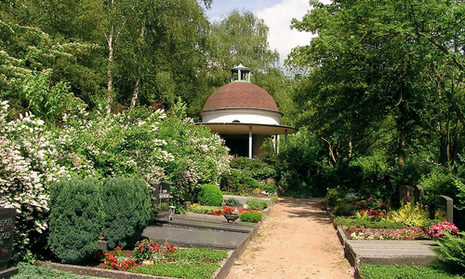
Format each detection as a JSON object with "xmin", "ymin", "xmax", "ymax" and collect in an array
[
  {"xmin": 346, "ymin": 240, "xmax": 437, "ymax": 266},
  {"xmin": 142, "ymin": 226, "xmax": 248, "ymax": 250},
  {"xmin": 161, "ymin": 215, "xmax": 254, "ymax": 233}
]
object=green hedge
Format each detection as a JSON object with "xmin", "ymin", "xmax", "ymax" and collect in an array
[
  {"xmin": 48, "ymin": 177, "xmax": 104, "ymax": 264},
  {"xmin": 246, "ymin": 199, "xmax": 268, "ymax": 211},
  {"xmin": 198, "ymin": 184, "xmax": 223, "ymax": 206},
  {"xmin": 102, "ymin": 177, "xmax": 153, "ymax": 249}
]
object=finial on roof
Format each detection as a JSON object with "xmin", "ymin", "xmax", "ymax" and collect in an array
[{"xmin": 231, "ymin": 64, "xmax": 251, "ymax": 83}]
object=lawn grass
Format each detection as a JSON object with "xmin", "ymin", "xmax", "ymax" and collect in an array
[
  {"xmin": 132, "ymin": 248, "xmax": 229, "ymax": 279},
  {"xmin": 360, "ymin": 264, "xmax": 464, "ymax": 279}
]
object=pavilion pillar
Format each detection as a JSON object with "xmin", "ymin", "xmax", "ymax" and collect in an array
[
  {"xmin": 285, "ymin": 129, "xmax": 288, "ymax": 145},
  {"xmin": 276, "ymin": 135, "xmax": 280, "ymax": 154},
  {"xmin": 248, "ymin": 126, "xmax": 253, "ymax": 159}
]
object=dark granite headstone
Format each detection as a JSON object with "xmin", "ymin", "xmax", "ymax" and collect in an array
[
  {"xmin": 0, "ymin": 208, "xmax": 18, "ymax": 278},
  {"xmin": 436, "ymin": 195, "xmax": 453, "ymax": 223}
]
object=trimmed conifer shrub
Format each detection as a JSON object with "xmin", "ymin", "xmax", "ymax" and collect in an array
[
  {"xmin": 48, "ymin": 177, "xmax": 104, "ymax": 264},
  {"xmin": 198, "ymin": 184, "xmax": 223, "ymax": 206},
  {"xmin": 102, "ymin": 177, "xmax": 153, "ymax": 249}
]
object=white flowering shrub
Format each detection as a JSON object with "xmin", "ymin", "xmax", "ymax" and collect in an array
[
  {"xmin": 0, "ymin": 101, "xmax": 69, "ymax": 259},
  {"xmin": 59, "ymin": 107, "xmax": 173, "ymax": 181},
  {"xmin": 159, "ymin": 115, "xmax": 230, "ymax": 203}
]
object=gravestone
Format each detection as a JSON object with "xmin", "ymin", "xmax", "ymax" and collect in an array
[
  {"xmin": 0, "ymin": 208, "xmax": 18, "ymax": 278},
  {"xmin": 436, "ymin": 195, "xmax": 453, "ymax": 223}
]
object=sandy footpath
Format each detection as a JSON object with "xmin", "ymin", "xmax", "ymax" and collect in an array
[{"xmin": 226, "ymin": 197, "xmax": 354, "ymax": 279}]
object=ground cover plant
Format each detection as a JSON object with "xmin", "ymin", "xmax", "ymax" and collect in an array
[
  {"xmin": 360, "ymin": 264, "xmax": 464, "ymax": 279},
  {"xmin": 245, "ymin": 199, "xmax": 268, "ymax": 211},
  {"xmin": 12, "ymin": 263, "xmax": 98, "ymax": 279}
]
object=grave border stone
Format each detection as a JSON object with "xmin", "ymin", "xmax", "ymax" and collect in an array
[{"xmin": 436, "ymin": 195, "xmax": 453, "ymax": 223}]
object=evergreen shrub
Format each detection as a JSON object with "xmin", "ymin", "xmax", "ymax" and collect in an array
[
  {"xmin": 245, "ymin": 199, "xmax": 268, "ymax": 211},
  {"xmin": 48, "ymin": 177, "xmax": 104, "ymax": 264},
  {"xmin": 224, "ymin": 198, "xmax": 242, "ymax": 207},
  {"xmin": 102, "ymin": 177, "xmax": 153, "ymax": 249},
  {"xmin": 198, "ymin": 184, "xmax": 223, "ymax": 206},
  {"xmin": 239, "ymin": 211, "xmax": 262, "ymax": 222}
]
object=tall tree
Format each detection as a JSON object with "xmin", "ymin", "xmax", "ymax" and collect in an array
[{"xmin": 289, "ymin": 0, "xmax": 465, "ymax": 168}]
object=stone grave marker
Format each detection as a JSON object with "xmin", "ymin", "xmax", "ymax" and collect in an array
[
  {"xmin": 0, "ymin": 208, "xmax": 18, "ymax": 278},
  {"xmin": 436, "ymin": 195, "xmax": 453, "ymax": 223}
]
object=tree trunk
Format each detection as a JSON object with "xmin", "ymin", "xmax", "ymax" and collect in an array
[
  {"xmin": 130, "ymin": 75, "xmax": 140, "ymax": 109},
  {"xmin": 106, "ymin": 24, "xmax": 114, "ymax": 114},
  {"xmin": 130, "ymin": 24, "xmax": 145, "ymax": 109},
  {"xmin": 398, "ymin": 130, "xmax": 406, "ymax": 165}
]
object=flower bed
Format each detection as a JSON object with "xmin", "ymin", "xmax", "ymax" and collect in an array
[
  {"xmin": 347, "ymin": 227, "xmax": 431, "ymax": 240},
  {"xmin": 84, "ymin": 240, "xmax": 229, "ymax": 279}
]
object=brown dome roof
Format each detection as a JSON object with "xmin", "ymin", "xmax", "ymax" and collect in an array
[{"xmin": 203, "ymin": 82, "xmax": 279, "ymax": 112}]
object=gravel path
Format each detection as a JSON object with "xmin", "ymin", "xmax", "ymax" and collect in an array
[{"xmin": 226, "ymin": 197, "xmax": 354, "ymax": 279}]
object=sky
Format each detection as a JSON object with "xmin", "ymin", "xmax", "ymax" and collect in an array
[{"xmin": 205, "ymin": 0, "xmax": 317, "ymax": 64}]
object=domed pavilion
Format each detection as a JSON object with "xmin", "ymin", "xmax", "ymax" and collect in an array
[{"xmin": 200, "ymin": 64, "xmax": 294, "ymax": 158}]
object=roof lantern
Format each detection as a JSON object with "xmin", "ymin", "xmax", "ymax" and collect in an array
[{"xmin": 231, "ymin": 63, "xmax": 251, "ymax": 83}]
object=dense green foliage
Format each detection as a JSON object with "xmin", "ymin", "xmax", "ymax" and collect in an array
[
  {"xmin": 220, "ymin": 169, "xmax": 263, "ymax": 194},
  {"xmin": 245, "ymin": 199, "xmax": 268, "ymax": 211},
  {"xmin": 220, "ymin": 157, "xmax": 278, "ymax": 195},
  {"xmin": 48, "ymin": 178, "xmax": 105, "ymax": 264},
  {"xmin": 434, "ymin": 232, "xmax": 465, "ymax": 273},
  {"xmin": 360, "ymin": 264, "xmax": 464, "ymax": 279},
  {"xmin": 12, "ymin": 264, "xmax": 96, "ymax": 279},
  {"xmin": 198, "ymin": 184, "xmax": 223, "ymax": 206},
  {"xmin": 101, "ymin": 177, "xmax": 153, "ymax": 249},
  {"xmin": 239, "ymin": 211, "xmax": 262, "ymax": 222}
]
